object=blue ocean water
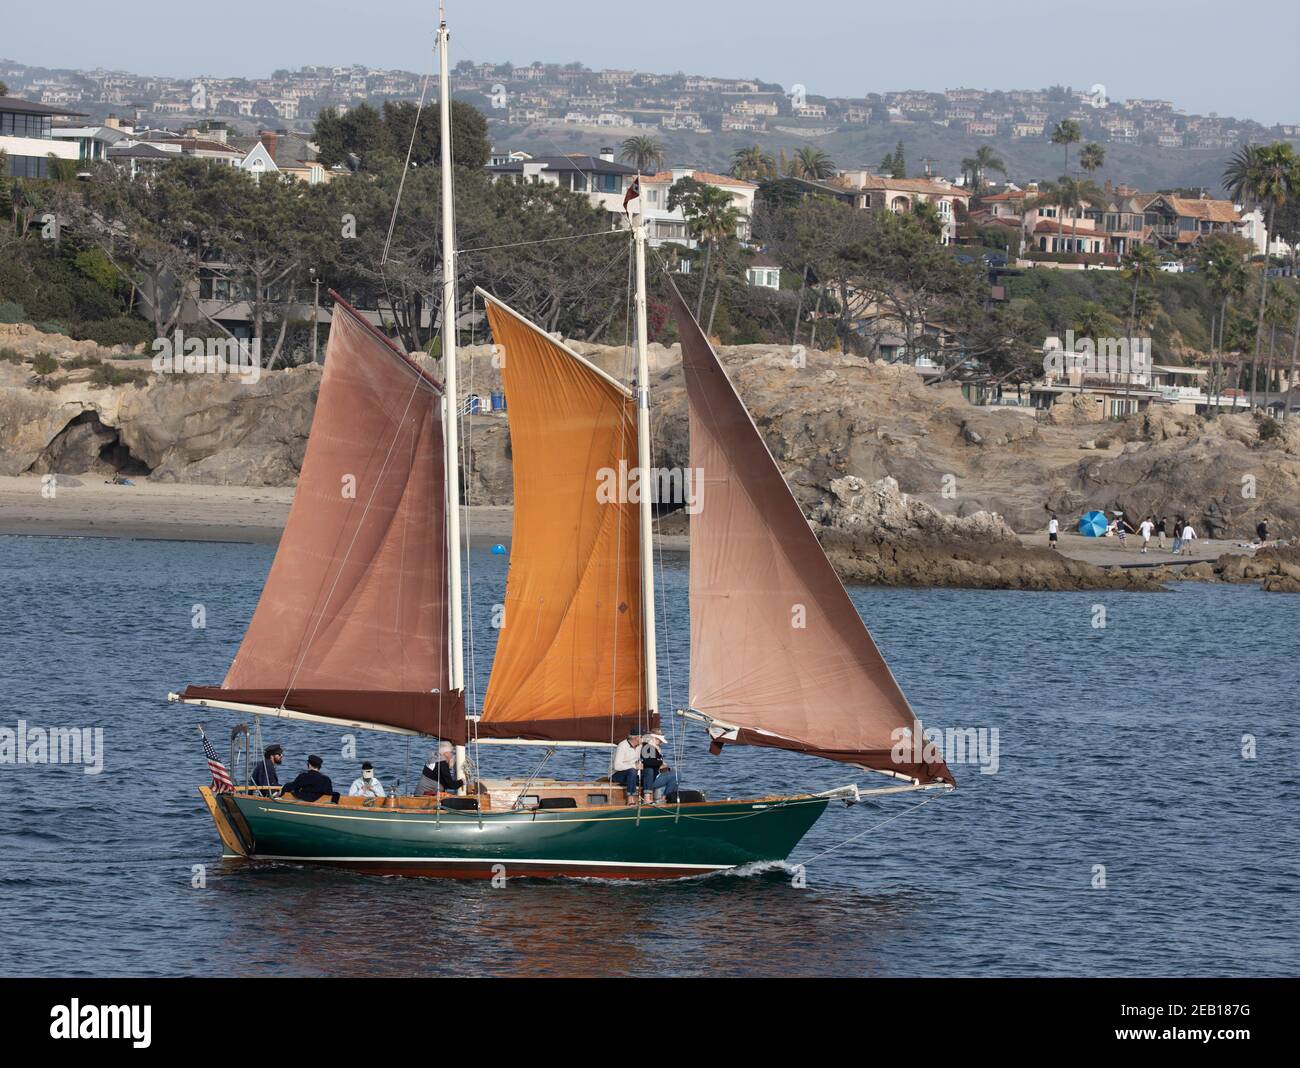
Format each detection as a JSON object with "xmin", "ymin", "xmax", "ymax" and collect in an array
[{"xmin": 0, "ymin": 533, "xmax": 1296, "ymax": 977}]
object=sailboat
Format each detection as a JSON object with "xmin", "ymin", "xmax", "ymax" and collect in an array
[{"xmin": 170, "ymin": 10, "xmax": 953, "ymax": 880}]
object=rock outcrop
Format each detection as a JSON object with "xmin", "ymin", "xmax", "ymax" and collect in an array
[
  {"xmin": 811, "ymin": 476, "xmax": 1163, "ymax": 591},
  {"xmin": 2, "ymin": 329, "xmax": 1297, "ymax": 575},
  {"xmin": 0, "ymin": 356, "xmax": 317, "ymax": 485}
]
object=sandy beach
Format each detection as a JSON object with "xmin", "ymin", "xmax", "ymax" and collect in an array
[
  {"xmin": 1018, "ymin": 530, "xmax": 1241, "ymax": 568},
  {"xmin": 0, "ymin": 474, "xmax": 1252, "ymax": 570},
  {"xmin": 0, "ymin": 475, "xmax": 693, "ymax": 550}
]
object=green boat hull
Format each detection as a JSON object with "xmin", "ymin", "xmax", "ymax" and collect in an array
[{"xmin": 213, "ymin": 793, "xmax": 830, "ymax": 879}]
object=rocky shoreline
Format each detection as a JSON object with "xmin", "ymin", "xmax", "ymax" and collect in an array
[{"xmin": 2, "ymin": 327, "xmax": 1297, "ymax": 594}]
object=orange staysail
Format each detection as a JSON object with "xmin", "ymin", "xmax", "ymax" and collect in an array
[
  {"xmin": 671, "ymin": 287, "xmax": 952, "ymax": 785},
  {"xmin": 478, "ymin": 294, "xmax": 649, "ymax": 742},
  {"xmin": 182, "ymin": 295, "xmax": 464, "ymax": 739}
]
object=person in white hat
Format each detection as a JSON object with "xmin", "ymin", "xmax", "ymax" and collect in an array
[
  {"xmin": 417, "ymin": 741, "xmax": 463, "ymax": 796},
  {"xmin": 639, "ymin": 732, "xmax": 678, "ymax": 803},
  {"xmin": 348, "ymin": 761, "xmax": 386, "ymax": 800}
]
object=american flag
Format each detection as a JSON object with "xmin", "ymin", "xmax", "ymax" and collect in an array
[{"xmin": 202, "ymin": 733, "xmax": 234, "ymax": 793}]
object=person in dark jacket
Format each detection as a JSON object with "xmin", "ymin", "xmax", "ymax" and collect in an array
[
  {"xmin": 250, "ymin": 743, "xmax": 283, "ymax": 793},
  {"xmin": 417, "ymin": 742, "xmax": 463, "ymax": 796},
  {"xmin": 281, "ymin": 754, "xmax": 334, "ymax": 802}
]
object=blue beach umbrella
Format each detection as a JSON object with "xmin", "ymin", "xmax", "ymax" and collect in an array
[{"xmin": 1078, "ymin": 510, "xmax": 1109, "ymax": 537}]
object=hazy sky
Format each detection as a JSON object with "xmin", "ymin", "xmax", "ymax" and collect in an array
[{"xmin": 8, "ymin": 0, "xmax": 1299, "ymax": 125}]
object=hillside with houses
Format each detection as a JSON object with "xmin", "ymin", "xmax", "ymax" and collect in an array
[{"xmin": 1, "ymin": 57, "xmax": 1294, "ymax": 189}]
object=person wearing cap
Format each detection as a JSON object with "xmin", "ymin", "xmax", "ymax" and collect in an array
[
  {"xmin": 348, "ymin": 761, "xmax": 387, "ymax": 800},
  {"xmin": 281, "ymin": 754, "xmax": 334, "ymax": 802},
  {"xmin": 417, "ymin": 742, "xmax": 463, "ymax": 796},
  {"xmin": 609, "ymin": 727, "xmax": 643, "ymax": 804},
  {"xmin": 639, "ymin": 732, "xmax": 679, "ymax": 804},
  {"xmin": 251, "ymin": 743, "xmax": 283, "ymax": 793}
]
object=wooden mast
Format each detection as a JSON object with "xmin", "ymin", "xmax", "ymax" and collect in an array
[
  {"xmin": 438, "ymin": 4, "xmax": 467, "ymax": 782},
  {"xmin": 632, "ymin": 202, "xmax": 659, "ymax": 723}
]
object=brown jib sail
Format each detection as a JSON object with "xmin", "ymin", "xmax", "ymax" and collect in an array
[
  {"xmin": 181, "ymin": 295, "xmax": 465, "ymax": 740},
  {"xmin": 477, "ymin": 293, "xmax": 650, "ymax": 743},
  {"xmin": 671, "ymin": 289, "xmax": 953, "ymax": 786}
]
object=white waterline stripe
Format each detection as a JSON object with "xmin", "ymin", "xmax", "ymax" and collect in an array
[{"xmin": 253, "ymin": 854, "xmax": 727, "ymax": 870}]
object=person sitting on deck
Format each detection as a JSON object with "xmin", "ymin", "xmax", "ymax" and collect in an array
[
  {"xmin": 348, "ymin": 761, "xmax": 386, "ymax": 801},
  {"xmin": 250, "ymin": 743, "xmax": 283, "ymax": 793},
  {"xmin": 610, "ymin": 728, "xmax": 643, "ymax": 805},
  {"xmin": 639, "ymin": 732, "xmax": 679, "ymax": 804},
  {"xmin": 417, "ymin": 742, "xmax": 463, "ymax": 796},
  {"xmin": 281, "ymin": 754, "xmax": 334, "ymax": 802}
]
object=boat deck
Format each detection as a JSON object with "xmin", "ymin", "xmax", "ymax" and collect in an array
[{"xmin": 234, "ymin": 777, "xmax": 648, "ymax": 813}]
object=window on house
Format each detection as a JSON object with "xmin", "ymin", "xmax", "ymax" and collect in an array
[
  {"xmin": 592, "ymin": 173, "xmax": 620, "ymax": 193},
  {"xmin": 5, "ymin": 154, "xmax": 47, "ymax": 178},
  {"xmin": 0, "ymin": 112, "xmax": 52, "ymax": 138}
]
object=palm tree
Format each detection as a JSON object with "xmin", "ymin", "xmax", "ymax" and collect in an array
[
  {"xmin": 960, "ymin": 145, "xmax": 1006, "ymax": 194},
  {"xmin": 668, "ymin": 179, "xmax": 742, "ymax": 319},
  {"xmin": 792, "ymin": 146, "xmax": 835, "ymax": 180},
  {"xmin": 1223, "ymin": 141, "xmax": 1300, "ymax": 407},
  {"xmin": 1029, "ymin": 177, "xmax": 1102, "ymax": 258},
  {"xmin": 1074, "ymin": 301, "xmax": 1114, "ymax": 339},
  {"xmin": 1197, "ymin": 239, "xmax": 1250, "ymax": 412},
  {"xmin": 1079, "ymin": 143, "xmax": 1105, "ymax": 178},
  {"xmin": 1118, "ymin": 244, "xmax": 1162, "ymax": 404},
  {"xmin": 618, "ymin": 135, "xmax": 665, "ymax": 175},
  {"xmin": 1051, "ymin": 119, "xmax": 1082, "ymax": 177},
  {"xmin": 1123, "ymin": 244, "xmax": 1162, "ymax": 334},
  {"xmin": 730, "ymin": 144, "xmax": 774, "ymax": 182}
]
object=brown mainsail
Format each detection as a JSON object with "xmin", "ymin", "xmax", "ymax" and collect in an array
[
  {"xmin": 182, "ymin": 295, "xmax": 465, "ymax": 740},
  {"xmin": 671, "ymin": 289, "xmax": 953, "ymax": 785},
  {"xmin": 477, "ymin": 293, "xmax": 650, "ymax": 742}
]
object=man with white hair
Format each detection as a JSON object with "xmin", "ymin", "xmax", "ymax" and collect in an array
[
  {"xmin": 417, "ymin": 741, "xmax": 463, "ymax": 796},
  {"xmin": 609, "ymin": 727, "xmax": 643, "ymax": 805}
]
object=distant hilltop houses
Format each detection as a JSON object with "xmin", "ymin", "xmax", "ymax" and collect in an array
[{"xmin": 0, "ymin": 58, "xmax": 1290, "ymax": 151}]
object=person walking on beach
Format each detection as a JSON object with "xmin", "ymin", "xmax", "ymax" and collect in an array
[
  {"xmin": 1180, "ymin": 520, "xmax": 1197, "ymax": 556},
  {"xmin": 1047, "ymin": 514, "xmax": 1060, "ymax": 550},
  {"xmin": 1137, "ymin": 516, "xmax": 1154, "ymax": 553},
  {"xmin": 1156, "ymin": 516, "xmax": 1167, "ymax": 549},
  {"xmin": 1113, "ymin": 512, "xmax": 1135, "ymax": 551},
  {"xmin": 1256, "ymin": 518, "xmax": 1269, "ymax": 546},
  {"xmin": 1171, "ymin": 515, "xmax": 1184, "ymax": 554}
]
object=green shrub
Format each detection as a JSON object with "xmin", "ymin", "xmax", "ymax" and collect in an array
[
  {"xmin": 90, "ymin": 362, "xmax": 149, "ymax": 388},
  {"xmin": 1258, "ymin": 416, "xmax": 1281, "ymax": 442},
  {"xmin": 0, "ymin": 302, "xmax": 25, "ymax": 324},
  {"xmin": 72, "ymin": 316, "xmax": 153, "ymax": 348},
  {"xmin": 64, "ymin": 354, "xmax": 103, "ymax": 370},
  {"xmin": 36, "ymin": 320, "xmax": 71, "ymax": 336},
  {"xmin": 0, "ymin": 346, "xmax": 25, "ymax": 364}
]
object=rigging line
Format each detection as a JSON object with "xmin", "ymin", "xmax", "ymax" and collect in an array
[
  {"xmin": 381, "ymin": 67, "xmax": 434, "ymax": 267},
  {"xmin": 796, "ymin": 792, "xmax": 944, "ymax": 867},
  {"xmin": 456, "ymin": 228, "xmax": 624, "ymax": 255}
]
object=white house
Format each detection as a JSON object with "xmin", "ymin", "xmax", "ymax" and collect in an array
[
  {"xmin": 485, "ymin": 149, "xmax": 638, "ymax": 219},
  {"xmin": 638, "ymin": 167, "xmax": 758, "ymax": 247},
  {"xmin": 1, "ymin": 98, "xmax": 83, "ymax": 178}
]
